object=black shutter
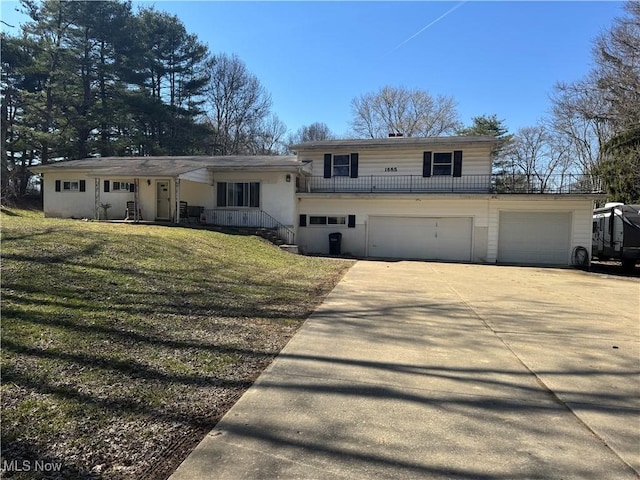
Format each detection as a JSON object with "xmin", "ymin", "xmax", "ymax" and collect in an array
[
  {"xmin": 129, "ymin": 182, "xmax": 135, "ymax": 192},
  {"xmin": 422, "ymin": 152, "xmax": 432, "ymax": 177},
  {"xmin": 299, "ymin": 214, "xmax": 307, "ymax": 227},
  {"xmin": 453, "ymin": 150, "xmax": 463, "ymax": 177},
  {"xmin": 217, "ymin": 182, "xmax": 227, "ymax": 207},
  {"xmin": 79, "ymin": 180, "xmax": 86, "ymax": 192},
  {"xmin": 348, "ymin": 215, "xmax": 356, "ymax": 228},
  {"xmin": 350, "ymin": 153, "xmax": 359, "ymax": 178},
  {"xmin": 55, "ymin": 180, "xmax": 61, "ymax": 192},
  {"xmin": 104, "ymin": 180, "xmax": 110, "ymax": 192},
  {"xmin": 249, "ymin": 182, "xmax": 260, "ymax": 208},
  {"xmin": 323, "ymin": 154, "xmax": 332, "ymax": 179}
]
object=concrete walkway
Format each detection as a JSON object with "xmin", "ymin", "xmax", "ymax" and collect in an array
[{"xmin": 171, "ymin": 261, "xmax": 640, "ymax": 480}]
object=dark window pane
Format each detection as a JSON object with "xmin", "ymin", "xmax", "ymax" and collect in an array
[
  {"xmin": 433, "ymin": 153, "xmax": 452, "ymax": 164},
  {"xmin": 309, "ymin": 216, "xmax": 327, "ymax": 225},
  {"xmin": 333, "ymin": 154, "xmax": 350, "ymax": 176},
  {"xmin": 433, "ymin": 165, "xmax": 452, "ymax": 176}
]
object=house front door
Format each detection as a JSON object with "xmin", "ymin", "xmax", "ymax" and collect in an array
[{"xmin": 156, "ymin": 181, "xmax": 171, "ymax": 220}]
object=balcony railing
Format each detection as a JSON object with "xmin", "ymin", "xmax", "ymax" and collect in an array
[
  {"xmin": 298, "ymin": 174, "xmax": 603, "ymax": 195},
  {"xmin": 203, "ymin": 208, "xmax": 295, "ymax": 245}
]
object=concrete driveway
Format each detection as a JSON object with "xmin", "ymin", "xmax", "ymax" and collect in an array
[{"xmin": 171, "ymin": 261, "xmax": 640, "ymax": 480}]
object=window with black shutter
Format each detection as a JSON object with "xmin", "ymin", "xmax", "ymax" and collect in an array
[
  {"xmin": 79, "ymin": 180, "xmax": 86, "ymax": 192},
  {"xmin": 55, "ymin": 180, "xmax": 61, "ymax": 192},
  {"xmin": 348, "ymin": 215, "xmax": 356, "ymax": 228},
  {"xmin": 299, "ymin": 214, "xmax": 307, "ymax": 227},
  {"xmin": 104, "ymin": 180, "xmax": 110, "ymax": 192}
]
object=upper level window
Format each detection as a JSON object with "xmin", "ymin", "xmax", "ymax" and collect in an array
[
  {"xmin": 333, "ymin": 155, "xmax": 351, "ymax": 177},
  {"xmin": 423, "ymin": 150, "xmax": 462, "ymax": 178},
  {"xmin": 324, "ymin": 153, "xmax": 359, "ymax": 179},
  {"xmin": 217, "ymin": 182, "xmax": 260, "ymax": 208},
  {"xmin": 432, "ymin": 153, "xmax": 452, "ymax": 176}
]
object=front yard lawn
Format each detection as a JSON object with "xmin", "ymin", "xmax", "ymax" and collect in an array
[{"xmin": 1, "ymin": 209, "xmax": 353, "ymax": 479}]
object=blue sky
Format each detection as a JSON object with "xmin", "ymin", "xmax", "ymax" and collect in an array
[{"xmin": 0, "ymin": 1, "xmax": 625, "ymax": 138}]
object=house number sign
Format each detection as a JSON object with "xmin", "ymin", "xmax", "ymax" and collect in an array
[{"xmin": 384, "ymin": 167, "xmax": 398, "ymax": 172}]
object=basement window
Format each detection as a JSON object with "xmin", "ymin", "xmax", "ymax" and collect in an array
[{"xmin": 309, "ymin": 216, "xmax": 346, "ymax": 225}]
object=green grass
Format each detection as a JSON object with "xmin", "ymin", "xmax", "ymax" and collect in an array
[{"xmin": 1, "ymin": 208, "xmax": 353, "ymax": 479}]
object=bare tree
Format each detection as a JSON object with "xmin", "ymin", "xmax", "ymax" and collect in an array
[
  {"xmin": 250, "ymin": 113, "xmax": 288, "ymax": 155},
  {"xmin": 550, "ymin": 81, "xmax": 612, "ymax": 176},
  {"xmin": 350, "ymin": 85, "xmax": 460, "ymax": 138},
  {"xmin": 592, "ymin": 1, "xmax": 640, "ymax": 132},
  {"xmin": 286, "ymin": 122, "xmax": 334, "ymax": 150},
  {"xmin": 506, "ymin": 125, "xmax": 576, "ymax": 192},
  {"xmin": 205, "ymin": 53, "xmax": 272, "ymax": 155},
  {"xmin": 549, "ymin": 1, "xmax": 639, "ymax": 201}
]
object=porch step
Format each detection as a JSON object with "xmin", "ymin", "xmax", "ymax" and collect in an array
[
  {"xmin": 212, "ymin": 226, "xmax": 294, "ymax": 249},
  {"xmin": 279, "ymin": 245, "xmax": 299, "ymax": 254}
]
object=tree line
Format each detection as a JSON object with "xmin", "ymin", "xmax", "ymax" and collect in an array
[
  {"xmin": 2, "ymin": 0, "xmax": 638, "ymax": 203},
  {"xmin": 1, "ymin": 0, "xmax": 286, "ymax": 198}
]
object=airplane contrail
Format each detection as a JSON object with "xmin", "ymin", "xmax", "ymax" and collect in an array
[{"xmin": 392, "ymin": 1, "xmax": 468, "ymax": 51}]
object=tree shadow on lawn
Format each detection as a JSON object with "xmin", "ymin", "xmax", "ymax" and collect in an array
[{"xmin": 3, "ymin": 293, "xmax": 639, "ymax": 479}]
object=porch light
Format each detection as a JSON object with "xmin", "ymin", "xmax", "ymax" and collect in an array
[
  {"xmin": 147, "ymin": 179, "xmax": 151, "ymax": 186},
  {"xmin": 285, "ymin": 174, "xmax": 291, "ymax": 183}
]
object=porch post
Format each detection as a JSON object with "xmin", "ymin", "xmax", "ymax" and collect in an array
[
  {"xmin": 134, "ymin": 178, "xmax": 140, "ymax": 222},
  {"xmin": 94, "ymin": 178, "xmax": 100, "ymax": 220},
  {"xmin": 175, "ymin": 178, "xmax": 181, "ymax": 223}
]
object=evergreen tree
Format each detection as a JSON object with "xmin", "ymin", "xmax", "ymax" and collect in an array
[{"xmin": 458, "ymin": 114, "xmax": 512, "ymax": 174}]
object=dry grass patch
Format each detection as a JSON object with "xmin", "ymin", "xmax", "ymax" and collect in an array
[{"xmin": 1, "ymin": 209, "xmax": 353, "ymax": 479}]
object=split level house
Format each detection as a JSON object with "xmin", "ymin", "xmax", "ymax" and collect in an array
[{"xmin": 31, "ymin": 135, "xmax": 604, "ymax": 266}]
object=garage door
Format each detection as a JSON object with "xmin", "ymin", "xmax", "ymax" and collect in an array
[
  {"xmin": 498, "ymin": 212, "xmax": 571, "ymax": 264},
  {"xmin": 368, "ymin": 216, "xmax": 472, "ymax": 261}
]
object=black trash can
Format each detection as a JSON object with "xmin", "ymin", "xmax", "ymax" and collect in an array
[{"xmin": 329, "ymin": 232, "xmax": 342, "ymax": 255}]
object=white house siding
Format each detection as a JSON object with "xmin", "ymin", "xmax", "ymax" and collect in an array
[
  {"xmin": 296, "ymin": 195, "xmax": 491, "ymax": 260},
  {"xmin": 179, "ymin": 168, "xmax": 212, "ymax": 184},
  {"xmin": 297, "ymin": 144, "xmax": 494, "ymax": 178},
  {"xmin": 101, "ymin": 177, "xmax": 152, "ymax": 220},
  {"xmin": 486, "ymin": 196, "xmax": 594, "ymax": 265},
  {"xmin": 42, "ymin": 171, "xmax": 96, "ymax": 219},
  {"xmin": 178, "ymin": 180, "xmax": 215, "ymax": 210},
  {"xmin": 212, "ymin": 171, "xmax": 297, "ymax": 228}
]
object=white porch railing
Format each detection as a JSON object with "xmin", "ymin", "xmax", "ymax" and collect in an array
[{"xmin": 203, "ymin": 209, "xmax": 295, "ymax": 245}]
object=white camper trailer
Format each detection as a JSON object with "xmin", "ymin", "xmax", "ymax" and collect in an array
[{"xmin": 592, "ymin": 203, "xmax": 640, "ymax": 270}]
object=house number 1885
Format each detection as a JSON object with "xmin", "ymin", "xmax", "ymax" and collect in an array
[{"xmin": 384, "ymin": 167, "xmax": 398, "ymax": 172}]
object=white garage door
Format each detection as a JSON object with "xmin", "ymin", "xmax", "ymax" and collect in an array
[
  {"xmin": 498, "ymin": 212, "xmax": 571, "ymax": 264},
  {"xmin": 368, "ymin": 216, "xmax": 472, "ymax": 261}
]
